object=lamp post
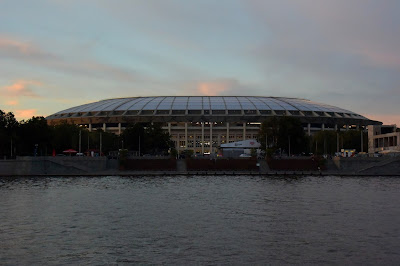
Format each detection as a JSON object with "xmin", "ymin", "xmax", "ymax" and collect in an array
[
  {"xmin": 337, "ymin": 131, "xmax": 339, "ymax": 154},
  {"xmin": 79, "ymin": 130, "xmax": 82, "ymax": 154},
  {"xmin": 34, "ymin": 144, "xmax": 38, "ymax": 157},
  {"xmin": 100, "ymin": 131, "xmax": 102, "ymax": 156}
]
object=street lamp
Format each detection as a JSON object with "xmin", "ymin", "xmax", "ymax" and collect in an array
[{"xmin": 34, "ymin": 144, "xmax": 38, "ymax": 157}]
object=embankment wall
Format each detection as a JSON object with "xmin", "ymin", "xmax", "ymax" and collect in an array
[
  {"xmin": 0, "ymin": 156, "xmax": 399, "ymax": 176},
  {"xmin": 0, "ymin": 157, "xmax": 108, "ymax": 175}
]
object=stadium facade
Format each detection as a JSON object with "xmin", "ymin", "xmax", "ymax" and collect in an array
[{"xmin": 46, "ymin": 96, "xmax": 381, "ymax": 154}]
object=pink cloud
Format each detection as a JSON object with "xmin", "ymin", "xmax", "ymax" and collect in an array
[
  {"xmin": 2, "ymin": 80, "xmax": 42, "ymax": 98},
  {"xmin": 0, "ymin": 37, "xmax": 33, "ymax": 54},
  {"xmin": 198, "ymin": 82, "xmax": 228, "ymax": 96},
  {"xmin": 196, "ymin": 79, "xmax": 238, "ymax": 96},
  {"xmin": 0, "ymin": 36, "xmax": 143, "ymax": 83},
  {"xmin": 14, "ymin": 109, "xmax": 38, "ymax": 120},
  {"xmin": 0, "ymin": 36, "xmax": 53, "ymax": 60},
  {"xmin": 6, "ymin": 100, "xmax": 18, "ymax": 106}
]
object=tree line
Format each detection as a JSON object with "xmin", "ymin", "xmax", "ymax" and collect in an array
[
  {"xmin": 0, "ymin": 110, "xmax": 173, "ymax": 158},
  {"xmin": 1, "ymin": 109, "xmax": 366, "ymax": 158},
  {"xmin": 258, "ymin": 116, "xmax": 367, "ymax": 156}
]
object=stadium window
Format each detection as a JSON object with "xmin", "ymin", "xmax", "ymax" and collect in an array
[
  {"xmin": 244, "ymin": 110, "xmax": 257, "ymax": 115},
  {"xmin": 228, "ymin": 110, "xmax": 242, "ymax": 115},
  {"xmin": 179, "ymin": 141, "xmax": 186, "ymax": 148}
]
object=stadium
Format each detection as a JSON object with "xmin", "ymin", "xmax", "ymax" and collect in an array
[{"xmin": 46, "ymin": 96, "xmax": 381, "ymax": 154}]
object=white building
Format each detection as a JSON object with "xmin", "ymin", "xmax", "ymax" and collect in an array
[{"xmin": 368, "ymin": 125, "xmax": 400, "ymax": 155}]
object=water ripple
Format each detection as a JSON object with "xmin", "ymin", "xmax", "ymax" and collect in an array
[{"xmin": 1, "ymin": 175, "xmax": 400, "ymax": 264}]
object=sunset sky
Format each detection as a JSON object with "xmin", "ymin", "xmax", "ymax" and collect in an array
[{"xmin": 1, "ymin": 0, "xmax": 399, "ymax": 125}]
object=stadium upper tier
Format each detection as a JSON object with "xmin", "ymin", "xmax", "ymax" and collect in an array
[{"xmin": 46, "ymin": 96, "xmax": 380, "ymax": 126}]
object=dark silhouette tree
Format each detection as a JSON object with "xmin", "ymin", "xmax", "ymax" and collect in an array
[
  {"xmin": 18, "ymin": 116, "xmax": 52, "ymax": 156},
  {"xmin": 259, "ymin": 116, "xmax": 309, "ymax": 155},
  {"xmin": 121, "ymin": 123, "xmax": 173, "ymax": 155},
  {"xmin": 0, "ymin": 110, "xmax": 19, "ymax": 158}
]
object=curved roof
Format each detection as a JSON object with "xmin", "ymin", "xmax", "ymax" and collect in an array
[
  {"xmin": 47, "ymin": 96, "xmax": 382, "ymax": 127},
  {"xmin": 48, "ymin": 96, "xmax": 364, "ymax": 117}
]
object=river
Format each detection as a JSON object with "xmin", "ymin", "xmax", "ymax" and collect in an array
[{"xmin": 1, "ymin": 175, "xmax": 399, "ymax": 265}]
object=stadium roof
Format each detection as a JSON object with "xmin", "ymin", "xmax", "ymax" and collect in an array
[
  {"xmin": 49, "ymin": 96, "xmax": 360, "ymax": 116},
  {"xmin": 46, "ymin": 96, "xmax": 381, "ymax": 126}
]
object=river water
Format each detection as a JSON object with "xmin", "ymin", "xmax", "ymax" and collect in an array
[{"xmin": 1, "ymin": 175, "xmax": 399, "ymax": 265}]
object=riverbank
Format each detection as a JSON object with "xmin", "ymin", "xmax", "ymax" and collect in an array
[{"xmin": 0, "ymin": 156, "xmax": 399, "ymax": 176}]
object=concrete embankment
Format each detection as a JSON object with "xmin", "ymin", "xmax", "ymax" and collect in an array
[
  {"xmin": 0, "ymin": 156, "xmax": 399, "ymax": 176},
  {"xmin": 328, "ymin": 157, "xmax": 400, "ymax": 175},
  {"xmin": 0, "ymin": 156, "xmax": 112, "ymax": 176}
]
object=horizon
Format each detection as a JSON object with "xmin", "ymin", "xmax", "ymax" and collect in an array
[{"xmin": 1, "ymin": 0, "xmax": 399, "ymax": 126}]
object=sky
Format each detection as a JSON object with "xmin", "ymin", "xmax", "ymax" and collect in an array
[{"xmin": 0, "ymin": 0, "xmax": 399, "ymax": 125}]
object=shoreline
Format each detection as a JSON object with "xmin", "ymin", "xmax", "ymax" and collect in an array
[
  {"xmin": 1, "ymin": 156, "xmax": 399, "ymax": 177},
  {"xmin": 1, "ymin": 171, "xmax": 399, "ymax": 177}
]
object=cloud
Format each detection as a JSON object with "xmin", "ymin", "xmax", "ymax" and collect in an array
[
  {"xmin": 0, "ymin": 36, "xmax": 55, "ymax": 60},
  {"xmin": 242, "ymin": 0, "xmax": 400, "ymax": 113},
  {"xmin": 14, "ymin": 109, "xmax": 38, "ymax": 120},
  {"xmin": 1, "ymin": 80, "xmax": 42, "ymax": 98},
  {"xmin": 197, "ymin": 80, "xmax": 231, "ymax": 96},
  {"xmin": 0, "ymin": 36, "xmax": 143, "ymax": 83},
  {"xmin": 6, "ymin": 100, "xmax": 18, "ymax": 106},
  {"xmin": 190, "ymin": 78, "xmax": 257, "ymax": 96}
]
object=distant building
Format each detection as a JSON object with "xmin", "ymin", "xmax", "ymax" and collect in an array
[
  {"xmin": 46, "ymin": 96, "xmax": 381, "ymax": 154},
  {"xmin": 220, "ymin": 139, "xmax": 261, "ymax": 157},
  {"xmin": 368, "ymin": 125, "xmax": 400, "ymax": 154}
]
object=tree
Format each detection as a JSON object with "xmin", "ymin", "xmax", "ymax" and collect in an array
[
  {"xmin": 258, "ymin": 116, "xmax": 279, "ymax": 150},
  {"xmin": 121, "ymin": 123, "xmax": 173, "ymax": 155},
  {"xmin": 311, "ymin": 130, "xmax": 337, "ymax": 155},
  {"xmin": 258, "ymin": 116, "xmax": 309, "ymax": 155},
  {"xmin": 89, "ymin": 128, "xmax": 120, "ymax": 154},
  {"xmin": 143, "ymin": 123, "xmax": 173, "ymax": 155},
  {"xmin": 0, "ymin": 110, "xmax": 19, "ymax": 158},
  {"xmin": 121, "ymin": 123, "xmax": 145, "ymax": 152},
  {"xmin": 341, "ymin": 129, "xmax": 367, "ymax": 152},
  {"xmin": 18, "ymin": 116, "xmax": 52, "ymax": 156}
]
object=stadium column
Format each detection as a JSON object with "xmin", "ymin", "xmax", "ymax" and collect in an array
[
  {"xmin": 103, "ymin": 123, "xmax": 106, "ymax": 132},
  {"xmin": 177, "ymin": 133, "xmax": 180, "ymax": 153},
  {"xmin": 88, "ymin": 123, "xmax": 92, "ymax": 132},
  {"xmin": 185, "ymin": 123, "xmax": 188, "ymax": 150},
  {"xmin": 243, "ymin": 122, "xmax": 246, "ymax": 140},
  {"xmin": 322, "ymin": 124, "xmax": 325, "ymax": 131},
  {"xmin": 201, "ymin": 122, "xmax": 205, "ymax": 154},
  {"xmin": 361, "ymin": 129, "xmax": 363, "ymax": 153},
  {"xmin": 307, "ymin": 123, "xmax": 311, "ymax": 136},
  {"xmin": 210, "ymin": 123, "xmax": 213, "ymax": 154},
  {"xmin": 226, "ymin": 122, "xmax": 230, "ymax": 143},
  {"xmin": 118, "ymin": 123, "xmax": 121, "ymax": 135},
  {"xmin": 168, "ymin": 122, "xmax": 171, "ymax": 135}
]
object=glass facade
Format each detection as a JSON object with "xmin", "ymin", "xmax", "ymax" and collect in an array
[{"xmin": 50, "ymin": 96, "xmax": 364, "ymax": 118}]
